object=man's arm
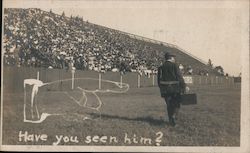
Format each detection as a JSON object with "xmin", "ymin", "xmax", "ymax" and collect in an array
[{"xmin": 157, "ymin": 66, "xmax": 162, "ymax": 87}]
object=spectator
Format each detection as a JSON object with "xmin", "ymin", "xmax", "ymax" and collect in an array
[
  {"xmin": 179, "ymin": 64, "xmax": 184, "ymax": 74},
  {"xmin": 187, "ymin": 65, "xmax": 193, "ymax": 75}
]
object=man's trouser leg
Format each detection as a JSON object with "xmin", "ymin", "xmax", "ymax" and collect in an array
[
  {"xmin": 164, "ymin": 96, "xmax": 175, "ymax": 125},
  {"xmin": 173, "ymin": 93, "xmax": 181, "ymax": 120}
]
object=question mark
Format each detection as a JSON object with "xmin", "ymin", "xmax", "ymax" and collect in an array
[{"xmin": 155, "ymin": 131, "xmax": 163, "ymax": 146}]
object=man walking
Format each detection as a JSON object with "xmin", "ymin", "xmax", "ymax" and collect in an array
[{"xmin": 157, "ymin": 52, "xmax": 186, "ymax": 126}]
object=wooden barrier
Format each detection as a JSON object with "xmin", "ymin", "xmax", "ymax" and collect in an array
[{"xmin": 2, "ymin": 66, "xmax": 239, "ymax": 93}]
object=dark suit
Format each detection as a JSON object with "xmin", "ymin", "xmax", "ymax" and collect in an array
[{"xmin": 157, "ymin": 61, "xmax": 186, "ymax": 125}]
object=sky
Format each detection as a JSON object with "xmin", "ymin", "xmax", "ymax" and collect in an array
[{"xmin": 3, "ymin": 0, "xmax": 249, "ymax": 76}]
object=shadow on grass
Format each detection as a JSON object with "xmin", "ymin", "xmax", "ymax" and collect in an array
[{"xmin": 89, "ymin": 113, "xmax": 170, "ymax": 126}]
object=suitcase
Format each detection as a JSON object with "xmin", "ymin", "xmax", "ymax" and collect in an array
[{"xmin": 181, "ymin": 93, "xmax": 197, "ymax": 105}]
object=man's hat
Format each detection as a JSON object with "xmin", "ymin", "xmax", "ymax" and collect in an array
[{"xmin": 165, "ymin": 52, "xmax": 175, "ymax": 59}]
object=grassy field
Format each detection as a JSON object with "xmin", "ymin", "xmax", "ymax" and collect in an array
[{"xmin": 2, "ymin": 84, "xmax": 240, "ymax": 146}]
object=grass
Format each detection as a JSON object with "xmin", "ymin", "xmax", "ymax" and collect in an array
[{"xmin": 2, "ymin": 85, "xmax": 240, "ymax": 146}]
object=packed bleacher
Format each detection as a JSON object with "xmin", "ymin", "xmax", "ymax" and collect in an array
[{"xmin": 3, "ymin": 8, "xmax": 220, "ymax": 76}]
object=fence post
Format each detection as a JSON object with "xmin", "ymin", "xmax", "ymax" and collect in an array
[
  {"xmin": 37, "ymin": 71, "xmax": 39, "ymax": 80},
  {"xmin": 231, "ymin": 77, "xmax": 234, "ymax": 86},
  {"xmin": 99, "ymin": 73, "xmax": 102, "ymax": 89},
  {"xmin": 138, "ymin": 74, "xmax": 140, "ymax": 88},
  {"xmin": 152, "ymin": 74, "xmax": 155, "ymax": 86},
  {"xmin": 228, "ymin": 77, "xmax": 231, "ymax": 86},
  {"xmin": 120, "ymin": 74, "xmax": 123, "ymax": 88},
  {"xmin": 226, "ymin": 77, "xmax": 229, "ymax": 86},
  {"xmin": 71, "ymin": 69, "xmax": 75, "ymax": 90},
  {"xmin": 59, "ymin": 69, "xmax": 62, "ymax": 91}
]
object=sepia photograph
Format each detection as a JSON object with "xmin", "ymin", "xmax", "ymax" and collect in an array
[{"xmin": 1, "ymin": 0, "xmax": 249, "ymax": 152}]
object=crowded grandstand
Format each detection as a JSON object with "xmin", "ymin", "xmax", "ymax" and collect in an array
[{"xmin": 3, "ymin": 8, "xmax": 222, "ymax": 76}]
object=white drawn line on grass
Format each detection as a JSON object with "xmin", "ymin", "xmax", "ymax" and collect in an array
[{"xmin": 23, "ymin": 78, "xmax": 129, "ymax": 124}]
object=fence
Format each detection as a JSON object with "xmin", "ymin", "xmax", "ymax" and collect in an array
[{"xmin": 3, "ymin": 66, "xmax": 238, "ymax": 93}]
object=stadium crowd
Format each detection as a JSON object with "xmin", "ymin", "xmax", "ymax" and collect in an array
[{"xmin": 3, "ymin": 8, "xmax": 212, "ymax": 76}]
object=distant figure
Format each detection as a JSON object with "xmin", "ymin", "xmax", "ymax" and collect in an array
[
  {"xmin": 179, "ymin": 64, "xmax": 184, "ymax": 74},
  {"xmin": 187, "ymin": 65, "xmax": 193, "ymax": 75},
  {"xmin": 157, "ymin": 52, "xmax": 186, "ymax": 126},
  {"xmin": 119, "ymin": 62, "xmax": 127, "ymax": 75}
]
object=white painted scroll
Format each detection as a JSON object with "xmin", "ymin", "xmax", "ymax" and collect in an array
[{"xmin": 23, "ymin": 77, "xmax": 129, "ymax": 124}]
